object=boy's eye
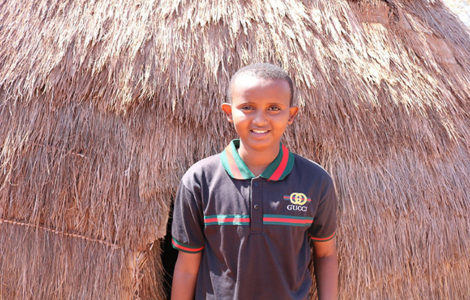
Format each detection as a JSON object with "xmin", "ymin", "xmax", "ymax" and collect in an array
[
  {"xmin": 240, "ymin": 105, "xmax": 254, "ymax": 110},
  {"xmin": 268, "ymin": 106, "xmax": 281, "ymax": 111}
]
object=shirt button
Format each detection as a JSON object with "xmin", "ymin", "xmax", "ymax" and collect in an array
[{"xmin": 253, "ymin": 204, "xmax": 260, "ymax": 210}]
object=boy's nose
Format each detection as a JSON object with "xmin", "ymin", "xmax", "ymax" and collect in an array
[{"xmin": 253, "ymin": 110, "xmax": 268, "ymax": 125}]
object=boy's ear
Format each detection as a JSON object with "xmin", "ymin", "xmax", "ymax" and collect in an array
[
  {"xmin": 221, "ymin": 103, "xmax": 233, "ymax": 123},
  {"xmin": 288, "ymin": 106, "xmax": 299, "ymax": 125}
]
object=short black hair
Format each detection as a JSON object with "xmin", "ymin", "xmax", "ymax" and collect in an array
[{"xmin": 227, "ymin": 63, "xmax": 295, "ymax": 106}]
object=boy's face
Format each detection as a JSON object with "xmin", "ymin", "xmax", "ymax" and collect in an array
[{"xmin": 221, "ymin": 74, "xmax": 298, "ymax": 154}]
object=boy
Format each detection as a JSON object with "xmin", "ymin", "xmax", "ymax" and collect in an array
[{"xmin": 171, "ymin": 63, "xmax": 338, "ymax": 300}]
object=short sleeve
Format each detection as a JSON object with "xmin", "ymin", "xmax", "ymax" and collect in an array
[
  {"xmin": 309, "ymin": 176, "xmax": 337, "ymax": 242},
  {"xmin": 171, "ymin": 182, "xmax": 205, "ymax": 253}
]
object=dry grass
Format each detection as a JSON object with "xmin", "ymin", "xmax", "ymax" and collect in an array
[
  {"xmin": 0, "ymin": 0, "xmax": 469, "ymax": 299},
  {"xmin": 442, "ymin": 0, "xmax": 470, "ymax": 28}
]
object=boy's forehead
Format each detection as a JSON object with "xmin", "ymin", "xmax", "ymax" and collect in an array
[
  {"xmin": 232, "ymin": 73, "xmax": 277, "ymax": 88},
  {"xmin": 230, "ymin": 73, "xmax": 290, "ymax": 101}
]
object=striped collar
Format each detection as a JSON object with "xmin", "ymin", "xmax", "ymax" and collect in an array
[{"xmin": 221, "ymin": 139, "xmax": 295, "ymax": 181}]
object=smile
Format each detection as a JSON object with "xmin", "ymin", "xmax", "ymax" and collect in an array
[{"xmin": 250, "ymin": 129, "xmax": 270, "ymax": 134}]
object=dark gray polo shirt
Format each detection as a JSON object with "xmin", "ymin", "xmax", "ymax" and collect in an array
[{"xmin": 172, "ymin": 139, "xmax": 337, "ymax": 300}]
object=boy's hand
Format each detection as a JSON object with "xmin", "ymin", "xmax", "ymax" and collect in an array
[
  {"xmin": 313, "ymin": 238, "xmax": 338, "ymax": 300},
  {"xmin": 171, "ymin": 251, "xmax": 202, "ymax": 300}
]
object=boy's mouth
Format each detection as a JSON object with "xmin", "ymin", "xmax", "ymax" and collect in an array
[{"xmin": 250, "ymin": 129, "xmax": 269, "ymax": 134}]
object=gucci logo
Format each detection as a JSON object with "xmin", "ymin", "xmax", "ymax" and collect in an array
[
  {"xmin": 289, "ymin": 193, "xmax": 308, "ymax": 206},
  {"xmin": 287, "ymin": 204, "xmax": 307, "ymax": 211}
]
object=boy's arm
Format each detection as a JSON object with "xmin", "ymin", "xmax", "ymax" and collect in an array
[
  {"xmin": 171, "ymin": 251, "xmax": 202, "ymax": 300},
  {"xmin": 313, "ymin": 238, "xmax": 338, "ymax": 300}
]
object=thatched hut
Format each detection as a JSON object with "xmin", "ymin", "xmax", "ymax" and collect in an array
[
  {"xmin": 442, "ymin": 0, "xmax": 470, "ymax": 27},
  {"xmin": 1, "ymin": 0, "xmax": 469, "ymax": 299}
]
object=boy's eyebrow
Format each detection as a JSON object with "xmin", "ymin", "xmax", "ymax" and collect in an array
[
  {"xmin": 234, "ymin": 102, "xmax": 289, "ymax": 109},
  {"xmin": 235, "ymin": 101, "xmax": 286, "ymax": 105}
]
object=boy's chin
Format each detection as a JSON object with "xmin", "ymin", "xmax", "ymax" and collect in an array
[{"xmin": 239, "ymin": 138, "xmax": 280, "ymax": 153}]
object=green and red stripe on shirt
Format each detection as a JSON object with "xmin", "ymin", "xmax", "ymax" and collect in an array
[
  {"xmin": 221, "ymin": 139, "xmax": 294, "ymax": 181},
  {"xmin": 171, "ymin": 238, "xmax": 204, "ymax": 253},
  {"xmin": 204, "ymin": 214, "xmax": 250, "ymax": 226}
]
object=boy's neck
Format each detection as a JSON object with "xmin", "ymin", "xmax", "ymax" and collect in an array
[{"xmin": 237, "ymin": 141, "xmax": 280, "ymax": 177}]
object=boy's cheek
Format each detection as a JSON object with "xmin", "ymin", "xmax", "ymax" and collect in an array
[{"xmin": 231, "ymin": 110, "xmax": 247, "ymax": 119}]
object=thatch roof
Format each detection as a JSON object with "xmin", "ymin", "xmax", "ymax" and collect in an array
[
  {"xmin": 442, "ymin": 0, "xmax": 470, "ymax": 28},
  {"xmin": 1, "ymin": 0, "xmax": 469, "ymax": 299}
]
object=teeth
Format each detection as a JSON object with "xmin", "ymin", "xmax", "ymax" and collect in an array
[{"xmin": 252, "ymin": 129, "xmax": 268, "ymax": 133}]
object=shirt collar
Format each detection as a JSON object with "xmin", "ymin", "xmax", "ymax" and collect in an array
[{"xmin": 221, "ymin": 139, "xmax": 295, "ymax": 181}]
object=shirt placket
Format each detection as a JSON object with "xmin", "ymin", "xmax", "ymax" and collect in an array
[{"xmin": 250, "ymin": 178, "xmax": 263, "ymax": 234}]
